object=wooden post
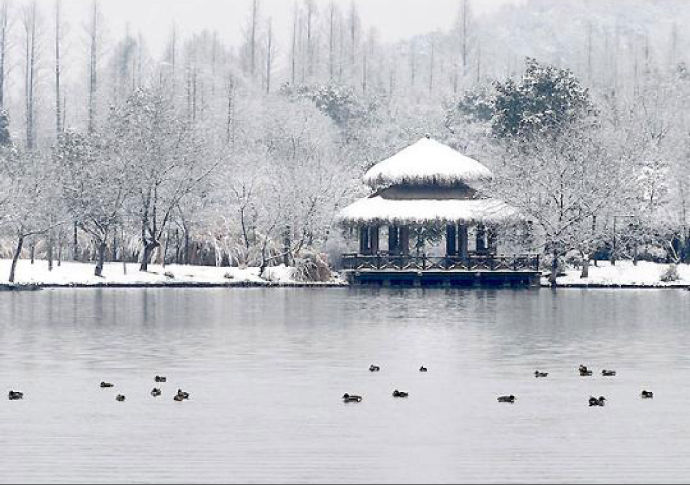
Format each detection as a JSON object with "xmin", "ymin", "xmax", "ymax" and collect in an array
[
  {"xmin": 446, "ymin": 224, "xmax": 457, "ymax": 256},
  {"xmin": 359, "ymin": 226, "xmax": 369, "ymax": 254},
  {"xmin": 458, "ymin": 224, "xmax": 469, "ymax": 259},
  {"xmin": 399, "ymin": 225, "xmax": 410, "ymax": 255}
]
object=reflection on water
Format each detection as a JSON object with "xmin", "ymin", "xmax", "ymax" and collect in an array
[{"xmin": 1, "ymin": 287, "xmax": 689, "ymax": 483}]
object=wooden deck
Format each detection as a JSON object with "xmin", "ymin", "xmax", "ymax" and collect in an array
[{"xmin": 341, "ymin": 253, "xmax": 541, "ymax": 287}]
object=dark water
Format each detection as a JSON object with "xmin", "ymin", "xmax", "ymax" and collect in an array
[{"xmin": 0, "ymin": 287, "xmax": 689, "ymax": 483}]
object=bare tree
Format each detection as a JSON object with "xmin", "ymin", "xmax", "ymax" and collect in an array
[
  {"xmin": 22, "ymin": 0, "xmax": 37, "ymax": 150},
  {"xmin": 54, "ymin": 0, "xmax": 62, "ymax": 138},
  {"xmin": 87, "ymin": 0, "xmax": 98, "ymax": 134}
]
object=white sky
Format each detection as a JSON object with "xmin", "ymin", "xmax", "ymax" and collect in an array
[{"xmin": 58, "ymin": 0, "xmax": 519, "ymax": 55}]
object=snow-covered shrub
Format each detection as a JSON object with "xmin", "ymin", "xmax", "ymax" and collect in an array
[
  {"xmin": 564, "ymin": 249, "xmax": 583, "ymax": 267},
  {"xmin": 164, "ymin": 271, "xmax": 175, "ymax": 279},
  {"xmin": 223, "ymin": 272, "xmax": 234, "ymax": 280},
  {"xmin": 294, "ymin": 251, "xmax": 333, "ymax": 282},
  {"xmin": 660, "ymin": 264, "xmax": 679, "ymax": 282}
]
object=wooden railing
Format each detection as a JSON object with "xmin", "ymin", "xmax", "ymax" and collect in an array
[{"xmin": 341, "ymin": 253, "xmax": 540, "ymax": 271}]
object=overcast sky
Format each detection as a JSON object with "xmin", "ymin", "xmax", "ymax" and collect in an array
[{"xmin": 58, "ymin": 0, "xmax": 520, "ymax": 55}]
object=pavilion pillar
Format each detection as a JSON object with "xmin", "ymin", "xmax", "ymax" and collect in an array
[
  {"xmin": 388, "ymin": 224, "xmax": 399, "ymax": 254},
  {"xmin": 476, "ymin": 223, "xmax": 487, "ymax": 253},
  {"xmin": 458, "ymin": 224, "xmax": 469, "ymax": 259},
  {"xmin": 399, "ymin": 226, "xmax": 410, "ymax": 255},
  {"xmin": 359, "ymin": 226, "xmax": 370, "ymax": 254},
  {"xmin": 369, "ymin": 225, "xmax": 380, "ymax": 254},
  {"xmin": 445, "ymin": 224, "xmax": 457, "ymax": 256}
]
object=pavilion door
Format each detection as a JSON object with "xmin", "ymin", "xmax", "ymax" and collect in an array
[
  {"xmin": 458, "ymin": 224, "xmax": 468, "ymax": 259},
  {"xmin": 388, "ymin": 225, "xmax": 399, "ymax": 254},
  {"xmin": 359, "ymin": 226, "xmax": 370, "ymax": 254},
  {"xmin": 446, "ymin": 224, "xmax": 457, "ymax": 256}
]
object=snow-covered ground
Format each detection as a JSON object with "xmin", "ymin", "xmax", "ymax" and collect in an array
[
  {"xmin": 545, "ymin": 260, "xmax": 690, "ymax": 287},
  {"xmin": 0, "ymin": 259, "xmax": 345, "ymax": 287}
]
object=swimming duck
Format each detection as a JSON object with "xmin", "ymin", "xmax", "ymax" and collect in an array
[
  {"xmin": 151, "ymin": 387, "xmax": 162, "ymax": 397},
  {"xmin": 641, "ymin": 390, "xmax": 654, "ymax": 399},
  {"xmin": 174, "ymin": 393, "xmax": 184, "ymax": 402},
  {"xmin": 116, "ymin": 394, "xmax": 126, "ymax": 402},
  {"xmin": 176, "ymin": 389, "xmax": 189, "ymax": 400},
  {"xmin": 342, "ymin": 393, "xmax": 362, "ymax": 402},
  {"xmin": 534, "ymin": 370, "xmax": 548, "ymax": 378},
  {"xmin": 392, "ymin": 389, "xmax": 409, "ymax": 398},
  {"xmin": 100, "ymin": 381, "xmax": 114, "ymax": 388},
  {"xmin": 155, "ymin": 376, "xmax": 167, "ymax": 383},
  {"xmin": 369, "ymin": 365, "xmax": 381, "ymax": 372},
  {"xmin": 419, "ymin": 366, "xmax": 428, "ymax": 372},
  {"xmin": 497, "ymin": 395, "xmax": 515, "ymax": 403},
  {"xmin": 8, "ymin": 390, "xmax": 23, "ymax": 400},
  {"xmin": 602, "ymin": 369, "xmax": 616, "ymax": 377},
  {"xmin": 579, "ymin": 365, "xmax": 593, "ymax": 376},
  {"xmin": 589, "ymin": 396, "xmax": 606, "ymax": 407}
]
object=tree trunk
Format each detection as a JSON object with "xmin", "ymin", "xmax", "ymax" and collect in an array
[
  {"xmin": 549, "ymin": 248, "xmax": 559, "ymax": 288},
  {"xmin": 72, "ymin": 221, "xmax": 78, "ymax": 261},
  {"xmin": 580, "ymin": 253, "xmax": 589, "ymax": 278},
  {"xmin": 140, "ymin": 242, "xmax": 158, "ymax": 272},
  {"xmin": 9, "ymin": 234, "xmax": 24, "ymax": 283},
  {"xmin": 94, "ymin": 240, "xmax": 106, "ymax": 277},
  {"xmin": 30, "ymin": 242, "xmax": 35, "ymax": 264},
  {"xmin": 47, "ymin": 229, "xmax": 54, "ymax": 271}
]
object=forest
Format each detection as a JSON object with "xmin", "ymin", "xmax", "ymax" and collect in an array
[{"xmin": 0, "ymin": 0, "xmax": 689, "ymax": 282}]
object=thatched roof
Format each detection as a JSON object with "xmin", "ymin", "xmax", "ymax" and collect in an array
[
  {"xmin": 363, "ymin": 137, "xmax": 494, "ymax": 189},
  {"xmin": 338, "ymin": 185, "xmax": 518, "ymax": 226}
]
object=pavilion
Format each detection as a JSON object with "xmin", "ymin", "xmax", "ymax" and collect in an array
[{"xmin": 338, "ymin": 136, "xmax": 539, "ymax": 286}]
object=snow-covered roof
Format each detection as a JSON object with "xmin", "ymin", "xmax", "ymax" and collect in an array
[
  {"xmin": 363, "ymin": 137, "xmax": 494, "ymax": 188},
  {"xmin": 338, "ymin": 194, "xmax": 518, "ymax": 226}
]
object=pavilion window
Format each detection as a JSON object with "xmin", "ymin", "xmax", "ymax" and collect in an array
[
  {"xmin": 476, "ymin": 224, "xmax": 487, "ymax": 254},
  {"xmin": 487, "ymin": 226, "xmax": 498, "ymax": 254},
  {"xmin": 399, "ymin": 226, "xmax": 410, "ymax": 255}
]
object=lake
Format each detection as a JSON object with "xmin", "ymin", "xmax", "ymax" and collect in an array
[{"xmin": 0, "ymin": 287, "xmax": 689, "ymax": 483}]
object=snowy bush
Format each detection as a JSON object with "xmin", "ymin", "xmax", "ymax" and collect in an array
[
  {"xmin": 660, "ymin": 264, "xmax": 679, "ymax": 282},
  {"xmin": 163, "ymin": 271, "xmax": 175, "ymax": 279},
  {"xmin": 223, "ymin": 272, "xmax": 234, "ymax": 280},
  {"xmin": 294, "ymin": 251, "xmax": 333, "ymax": 282}
]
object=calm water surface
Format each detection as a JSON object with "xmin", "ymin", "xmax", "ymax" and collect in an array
[{"xmin": 0, "ymin": 287, "xmax": 689, "ymax": 483}]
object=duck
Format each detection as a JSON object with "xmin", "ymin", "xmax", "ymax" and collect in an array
[
  {"xmin": 174, "ymin": 393, "xmax": 184, "ymax": 402},
  {"xmin": 115, "ymin": 394, "xmax": 126, "ymax": 402},
  {"xmin": 641, "ymin": 390, "xmax": 654, "ymax": 399},
  {"xmin": 342, "ymin": 393, "xmax": 362, "ymax": 403},
  {"xmin": 579, "ymin": 365, "xmax": 593, "ymax": 376},
  {"xmin": 8, "ymin": 390, "xmax": 23, "ymax": 400},
  {"xmin": 100, "ymin": 381, "xmax": 114, "ymax": 388},
  {"xmin": 497, "ymin": 395, "xmax": 515, "ymax": 403},
  {"xmin": 151, "ymin": 387, "xmax": 162, "ymax": 397},
  {"xmin": 419, "ymin": 366, "xmax": 428, "ymax": 372},
  {"xmin": 155, "ymin": 375, "xmax": 167, "ymax": 383},
  {"xmin": 601, "ymin": 369, "xmax": 616, "ymax": 377},
  {"xmin": 534, "ymin": 370, "xmax": 548, "ymax": 378},
  {"xmin": 392, "ymin": 389, "xmax": 409, "ymax": 398},
  {"xmin": 176, "ymin": 389, "xmax": 189, "ymax": 400},
  {"xmin": 369, "ymin": 365, "xmax": 381, "ymax": 372},
  {"xmin": 589, "ymin": 396, "xmax": 606, "ymax": 407}
]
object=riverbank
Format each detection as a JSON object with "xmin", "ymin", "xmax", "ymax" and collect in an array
[
  {"xmin": 542, "ymin": 260, "xmax": 690, "ymax": 288},
  {"xmin": 0, "ymin": 259, "xmax": 347, "ymax": 289}
]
